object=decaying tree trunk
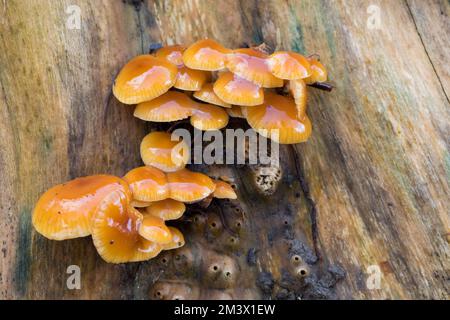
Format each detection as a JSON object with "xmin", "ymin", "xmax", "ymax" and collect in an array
[{"xmin": 0, "ymin": 0, "xmax": 448, "ymax": 299}]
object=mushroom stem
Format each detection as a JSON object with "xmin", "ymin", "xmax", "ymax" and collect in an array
[{"xmin": 307, "ymin": 82, "xmax": 334, "ymax": 92}]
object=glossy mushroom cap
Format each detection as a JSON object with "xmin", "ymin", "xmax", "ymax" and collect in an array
[
  {"xmin": 304, "ymin": 58, "xmax": 327, "ymax": 84},
  {"xmin": 145, "ymin": 199, "xmax": 186, "ymax": 220},
  {"xmin": 154, "ymin": 45, "xmax": 186, "ymax": 67},
  {"xmin": 140, "ymin": 131, "xmax": 189, "ymax": 172},
  {"xmin": 213, "ymin": 180, "xmax": 237, "ymax": 199},
  {"xmin": 92, "ymin": 189, "xmax": 162, "ymax": 263},
  {"xmin": 32, "ymin": 175, "xmax": 130, "ymax": 240},
  {"xmin": 226, "ymin": 48, "xmax": 283, "ymax": 88},
  {"xmin": 162, "ymin": 227, "xmax": 185, "ymax": 250},
  {"xmin": 113, "ymin": 55, "xmax": 178, "ymax": 104},
  {"xmin": 267, "ymin": 51, "xmax": 311, "ymax": 80},
  {"xmin": 244, "ymin": 92, "xmax": 312, "ymax": 144},
  {"xmin": 134, "ymin": 91, "xmax": 195, "ymax": 122},
  {"xmin": 167, "ymin": 168, "xmax": 216, "ymax": 203},
  {"xmin": 190, "ymin": 103, "xmax": 229, "ymax": 131},
  {"xmin": 193, "ymin": 83, "xmax": 231, "ymax": 108},
  {"xmin": 288, "ymin": 79, "xmax": 308, "ymax": 120},
  {"xmin": 174, "ymin": 66, "xmax": 210, "ymax": 91},
  {"xmin": 182, "ymin": 39, "xmax": 231, "ymax": 71},
  {"xmin": 213, "ymin": 72, "xmax": 264, "ymax": 106},
  {"xmin": 226, "ymin": 105, "xmax": 246, "ymax": 118},
  {"xmin": 123, "ymin": 166, "xmax": 169, "ymax": 202},
  {"xmin": 138, "ymin": 214, "xmax": 172, "ymax": 244}
]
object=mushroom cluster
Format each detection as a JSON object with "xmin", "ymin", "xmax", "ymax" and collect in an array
[
  {"xmin": 114, "ymin": 39, "xmax": 330, "ymax": 144},
  {"xmin": 32, "ymin": 39, "xmax": 330, "ymax": 264}
]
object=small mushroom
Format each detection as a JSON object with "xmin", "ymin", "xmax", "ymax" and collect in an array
[
  {"xmin": 174, "ymin": 66, "xmax": 210, "ymax": 91},
  {"xmin": 288, "ymin": 79, "xmax": 308, "ymax": 120},
  {"xmin": 155, "ymin": 45, "xmax": 210, "ymax": 91},
  {"xmin": 32, "ymin": 175, "xmax": 130, "ymax": 240},
  {"xmin": 213, "ymin": 72, "xmax": 264, "ymax": 106},
  {"xmin": 244, "ymin": 92, "xmax": 312, "ymax": 144},
  {"xmin": 134, "ymin": 91, "xmax": 195, "ymax": 122},
  {"xmin": 154, "ymin": 44, "xmax": 186, "ymax": 66},
  {"xmin": 113, "ymin": 55, "xmax": 178, "ymax": 104},
  {"xmin": 226, "ymin": 105, "xmax": 246, "ymax": 119},
  {"xmin": 140, "ymin": 131, "xmax": 189, "ymax": 172},
  {"xmin": 225, "ymin": 48, "xmax": 283, "ymax": 88},
  {"xmin": 190, "ymin": 103, "xmax": 229, "ymax": 131},
  {"xmin": 182, "ymin": 39, "xmax": 231, "ymax": 71},
  {"xmin": 267, "ymin": 51, "xmax": 311, "ymax": 80},
  {"xmin": 138, "ymin": 214, "xmax": 173, "ymax": 244},
  {"xmin": 123, "ymin": 166, "xmax": 170, "ymax": 202},
  {"xmin": 92, "ymin": 190, "xmax": 162, "ymax": 263},
  {"xmin": 304, "ymin": 58, "xmax": 327, "ymax": 84},
  {"xmin": 145, "ymin": 199, "xmax": 186, "ymax": 220},
  {"xmin": 162, "ymin": 227, "xmax": 185, "ymax": 250},
  {"xmin": 213, "ymin": 180, "xmax": 237, "ymax": 199},
  {"xmin": 167, "ymin": 168, "xmax": 216, "ymax": 203},
  {"xmin": 193, "ymin": 83, "xmax": 231, "ymax": 108}
]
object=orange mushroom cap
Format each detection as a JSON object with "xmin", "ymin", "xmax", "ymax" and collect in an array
[
  {"xmin": 145, "ymin": 199, "xmax": 186, "ymax": 220},
  {"xmin": 162, "ymin": 227, "xmax": 185, "ymax": 250},
  {"xmin": 267, "ymin": 51, "xmax": 311, "ymax": 80},
  {"xmin": 244, "ymin": 92, "xmax": 312, "ymax": 144},
  {"xmin": 123, "ymin": 166, "xmax": 170, "ymax": 202},
  {"xmin": 138, "ymin": 214, "xmax": 172, "ymax": 244},
  {"xmin": 92, "ymin": 189, "xmax": 162, "ymax": 263},
  {"xmin": 113, "ymin": 55, "xmax": 178, "ymax": 104},
  {"xmin": 140, "ymin": 131, "xmax": 189, "ymax": 172},
  {"xmin": 213, "ymin": 180, "xmax": 237, "ymax": 199},
  {"xmin": 167, "ymin": 168, "xmax": 216, "ymax": 203},
  {"xmin": 182, "ymin": 39, "xmax": 231, "ymax": 71},
  {"xmin": 134, "ymin": 91, "xmax": 195, "ymax": 122},
  {"xmin": 193, "ymin": 83, "xmax": 231, "ymax": 108},
  {"xmin": 226, "ymin": 105, "xmax": 246, "ymax": 119},
  {"xmin": 226, "ymin": 48, "xmax": 283, "ymax": 88},
  {"xmin": 174, "ymin": 66, "xmax": 210, "ymax": 91},
  {"xmin": 304, "ymin": 58, "xmax": 327, "ymax": 84},
  {"xmin": 32, "ymin": 175, "xmax": 130, "ymax": 240},
  {"xmin": 190, "ymin": 103, "xmax": 229, "ymax": 131},
  {"xmin": 288, "ymin": 79, "xmax": 308, "ymax": 120},
  {"xmin": 213, "ymin": 72, "xmax": 264, "ymax": 106},
  {"xmin": 154, "ymin": 45, "xmax": 186, "ymax": 67}
]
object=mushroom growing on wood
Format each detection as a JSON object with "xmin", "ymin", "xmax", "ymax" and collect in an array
[
  {"xmin": 244, "ymin": 92, "xmax": 312, "ymax": 144},
  {"xmin": 267, "ymin": 51, "xmax": 311, "ymax": 80},
  {"xmin": 288, "ymin": 79, "xmax": 308, "ymax": 120},
  {"xmin": 140, "ymin": 131, "xmax": 189, "ymax": 172},
  {"xmin": 213, "ymin": 72, "xmax": 264, "ymax": 106},
  {"xmin": 304, "ymin": 57, "xmax": 328, "ymax": 84},
  {"xmin": 145, "ymin": 199, "xmax": 186, "ymax": 220},
  {"xmin": 138, "ymin": 214, "xmax": 173, "ymax": 244},
  {"xmin": 113, "ymin": 55, "xmax": 178, "ymax": 104},
  {"xmin": 213, "ymin": 180, "xmax": 237, "ymax": 199},
  {"xmin": 182, "ymin": 39, "xmax": 231, "ymax": 71},
  {"xmin": 167, "ymin": 168, "xmax": 216, "ymax": 203},
  {"xmin": 154, "ymin": 44, "xmax": 186, "ymax": 66},
  {"xmin": 162, "ymin": 227, "xmax": 185, "ymax": 250},
  {"xmin": 193, "ymin": 83, "xmax": 231, "ymax": 108},
  {"xmin": 32, "ymin": 175, "xmax": 130, "ymax": 240},
  {"xmin": 92, "ymin": 189, "xmax": 162, "ymax": 263},
  {"xmin": 226, "ymin": 48, "xmax": 283, "ymax": 88},
  {"xmin": 133, "ymin": 91, "xmax": 195, "ymax": 122},
  {"xmin": 190, "ymin": 103, "xmax": 229, "ymax": 131},
  {"xmin": 123, "ymin": 166, "xmax": 170, "ymax": 202}
]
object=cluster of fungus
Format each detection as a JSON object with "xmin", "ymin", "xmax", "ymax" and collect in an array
[{"xmin": 32, "ymin": 38, "xmax": 330, "ymax": 264}]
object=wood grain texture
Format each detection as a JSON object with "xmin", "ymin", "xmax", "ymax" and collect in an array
[{"xmin": 0, "ymin": 0, "xmax": 448, "ymax": 299}]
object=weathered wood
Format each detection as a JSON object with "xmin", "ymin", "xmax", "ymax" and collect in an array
[{"xmin": 0, "ymin": 0, "xmax": 448, "ymax": 299}]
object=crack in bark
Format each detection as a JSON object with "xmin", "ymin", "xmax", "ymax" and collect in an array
[
  {"xmin": 290, "ymin": 145, "xmax": 321, "ymax": 261},
  {"xmin": 405, "ymin": 0, "xmax": 450, "ymax": 104}
]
